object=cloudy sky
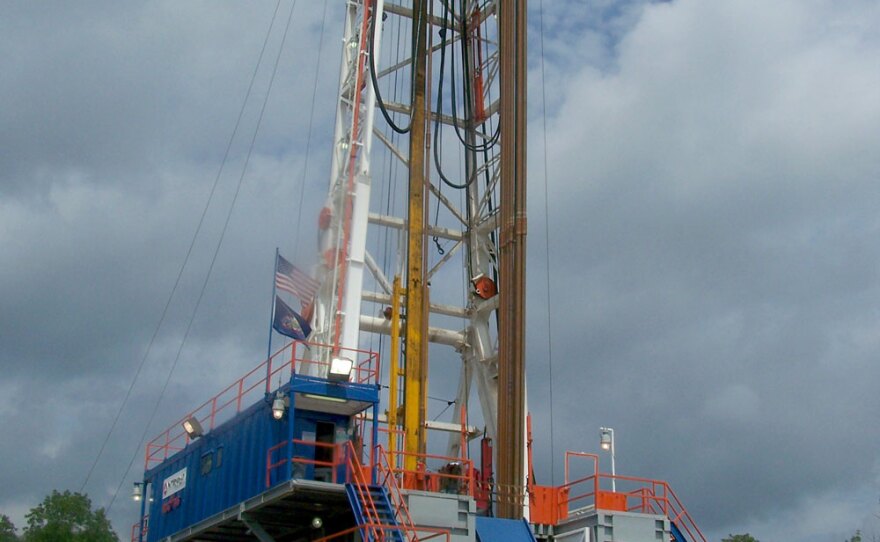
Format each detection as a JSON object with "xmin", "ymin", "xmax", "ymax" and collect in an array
[{"xmin": 2, "ymin": 1, "xmax": 879, "ymax": 541}]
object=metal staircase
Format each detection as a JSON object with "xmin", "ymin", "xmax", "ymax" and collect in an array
[
  {"xmin": 345, "ymin": 483, "xmax": 405, "ymax": 542},
  {"xmin": 343, "ymin": 442, "xmax": 412, "ymax": 542}
]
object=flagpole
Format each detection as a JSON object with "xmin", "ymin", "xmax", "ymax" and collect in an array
[{"xmin": 266, "ymin": 248, "xmax": 279, "ymax": 394}]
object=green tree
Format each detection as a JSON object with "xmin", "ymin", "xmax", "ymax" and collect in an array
[
  {"xmin": 722, "ymin": 535, "xmax": 759, "ymax": 542},
  {"xmin": 0, "ymin": 515, "xmax": 18, "ymax": 542},
  {"xmin": 22, "ymin": 491, "xmax": 117, "ymax": 542},
  {"xmin": 847, "ymin": 530, "xmax": 862, "ymax": 542}
]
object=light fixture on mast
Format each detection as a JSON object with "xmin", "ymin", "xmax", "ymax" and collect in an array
[{"xmin": 599, "ymin": 426, "xmax": 616, "ymax": 492}]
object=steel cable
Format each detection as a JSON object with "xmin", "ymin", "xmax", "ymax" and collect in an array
[
  {"xmin": 78, "ymin": 0, "xmax": 285, "ymax": 496},
  {"xmin": 106, "ymin": 0, "xmax": 299, "ymax": 513}
]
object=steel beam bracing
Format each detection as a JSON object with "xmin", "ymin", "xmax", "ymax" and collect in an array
[
  {"xmin": 239, "ymin": 514, "xmax": 276, "ymax": 542},
  {"xmin": 312, "ymin": 0, "xmax": 509, "ymax": 475}
]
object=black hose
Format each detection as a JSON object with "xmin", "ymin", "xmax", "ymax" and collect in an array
[
  {"xmin": 448, "ymin": 2, "xmax": 500, "ymax": 152},
  {"xmin": 368, "ymin": 1, "xmax": 415, "ymax": 134},
  {"xmin": 433, "ymin": 11, "xmax": 470, "ymax": 189}
]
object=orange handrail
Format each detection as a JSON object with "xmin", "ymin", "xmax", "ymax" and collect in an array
[
  {"xmin": 344, "ymin": 441, "xmax": 385, "ymax": 541},
  {"xmin": 552, "ymin": 469, "xmax": 706, "ymax": 541},
  {"xmin": 129, "ymin": 515, "xmax": 148, "ymax": 542},
  {"xmin": 265, "ymin": 439, "xmax": 343, "ymax": 488},
  {"xmin": 144, "ymin": 340, "xmax": 379, "ymax": 469},
  {"xmin": 374, "ymin": 445, "xmax": 421, "ymax": 541},
  {"xmin": 527, "ymin": 449, "xmax": 705, "ymax": 541},
  {"xmin": 384, "ymin": 449, "xmax": 476, "ymax": 496}
]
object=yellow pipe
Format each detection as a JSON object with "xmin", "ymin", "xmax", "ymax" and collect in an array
[
  {"xmin": 404, "ymin": 0, "xmax": 430, "ymax": 475},
  {"xmin": 388, "ymin": 276, "xmax": 402, "ymax": 466}
]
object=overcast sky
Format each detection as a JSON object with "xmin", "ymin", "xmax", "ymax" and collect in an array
[{"xmin": 2, "ymin": 1, "xmax": 879, "ymax": 541}]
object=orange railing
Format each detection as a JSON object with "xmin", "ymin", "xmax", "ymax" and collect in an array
[
  {"xmin": 560, "ymin": 473, "xmax": 705, "ymax": 542},
  {"xmin": 548, "ymin": 451, "xmax": 705, "ymax": 541},
  {"xmin": 345, "ymin": 441, "xmax": 386, "ymax": 541},
  {"xmin": 374, "ymin": 445, "xmax": 421, "ymax": 540},
  {"xmin": 144, "ymin": 340, "xmax": 379, "ymax": 469},
  {"xmin": 280, "ymin": 340, "xmax": 380, "ymax": 385},
  {"xmin": 341, "ymin": 442, "xmax": 450, "ymax": 542},
  {"xmin": 383, "ymin": 448, "xmax": 475, "ymax": 496},
  {"xmin": 265, "ymin": 439, "xmax": 344, "ymax": 488},
  {"xmin": 129, "ymin": 515, "xmax": 148, "ymax": 542}
]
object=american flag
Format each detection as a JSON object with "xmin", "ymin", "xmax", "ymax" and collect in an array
[{"xmin": 275, "ymin": 254, "xmax": 319, "ymax": 304}]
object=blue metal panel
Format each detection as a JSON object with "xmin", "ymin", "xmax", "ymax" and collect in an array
[
  {"xmin": 475, "ymin": 517, "xmax": 537, "ymax": 542},
  {"xmin": 671, "ymin": 521, "xmax": 688, "ymax": 542},
  {"xmin": 143, "ymin": 390, "xmax": 364, "ymax": 541},
  {"xmin": 144, "ymin": 397, "xmax": 285, "ymax": 541},
  {"xmin": 292, "ymin": 374, "xmax": 379, "ymax": 403}
]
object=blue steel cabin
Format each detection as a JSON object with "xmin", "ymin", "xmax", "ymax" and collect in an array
[{"xmin": 133, "ymin": 341, "xmax": 380, "ymax": 542}]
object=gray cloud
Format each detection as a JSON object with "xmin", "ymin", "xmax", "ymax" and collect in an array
[
  {"xmin": 525, "ymin": 0, "xmax": 880, "ymax": 539},
  {"xmin": 2, "ymin": 1, "xmax": 880, "ymax": 541}
]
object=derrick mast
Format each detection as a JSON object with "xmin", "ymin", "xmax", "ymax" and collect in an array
[{"xmin": 312, "ymin": 0, "xmax": 529, "ymax": 516}]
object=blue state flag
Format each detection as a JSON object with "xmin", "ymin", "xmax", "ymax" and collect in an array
[{"xmin": 273, "ymin": 295, "xmax": 312, "ymax": 340}]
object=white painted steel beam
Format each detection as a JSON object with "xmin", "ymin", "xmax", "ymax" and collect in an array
[
  {"xmin": 361, "ymin": 290, "xmax": 467, "ymax": 318},
  {"xmin": 359, "ymin": 316, "xmax": 466, "ymax": 349},
  {"xmin": 363, "ymin": 411, "xmax": 480, "ymax": 438}
]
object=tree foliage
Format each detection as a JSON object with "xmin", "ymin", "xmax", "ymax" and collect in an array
[
  {"xmin": 22, "ymin": 490, "xmax": 117, "ymax": 542},
  {"xmin": 722, "ymin": 535, "xmax": 759, "ymax": 542},
  {"xmin": 0, "ymin": 515, "xmax": 17, "ymax": 542},
  {"xmin": 847, "ymin": 530, "xmax": 862, "ymax": 542}
]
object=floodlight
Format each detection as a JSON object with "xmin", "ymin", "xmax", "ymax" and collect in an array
[
  {"xmin": 182, "ymin": 416, "xmax": 204, "ymax": 439},
  {"xmin": 132, "ymin": 482, "xmax": 143, "ymax": 502},
  {"xmin": 272, "ymin": 392, "xmax": 286, "ymax": 420},
  {"xmin": 328, "ymin": 357, "xmax": 354, "ymax": 382},
  {"xmin": 599, "ymin": 426, "xmax": 616, "ymax": 491},
  {"xmin": 600, "ymin": 428, "xmax": 612, "ymax": 450}
]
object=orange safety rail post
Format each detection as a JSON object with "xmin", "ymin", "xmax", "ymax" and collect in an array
[
  {"xmin": 265, "ymin": 439, "xmax": 345, "ymax": 488},
  {"xmin": 596, "ymin": 473, "xmax": 661, "ymax": 510},
  {"xmin": 355, "ymin": 350, "xmax": 380, "ymax": 384},
  {"xmin": 561, "ymin": 474, "xmax": 596, "ymax": 510},
  {"xmin": 343, "ymin": 441, "xmax": 384, "ymax": 541},
  {"xmin": 623, "ymin": 487, "xmax": 654, "ymax": 514},
  {"xmin": 377, "ymin": 426, "xmax": 406, "ymax": 468},
  {"xmin": 562, "ymin": 451, "xmax": 600, "ymax": 513},
  {"xmin": 389, "ymin": 449, "xmax": 476, "ymax": 496},
  {"xmin": 375, "ymin": 445, "xmax": 422, "ymax": 541},
  {"xmin": 129, "ymin": 515, "xmax": 148, "ymax": 542},
  {"xmin": 664, "ymin": 483, "xmax": 707, "ymax": 542},
  {"xmin": 350, "ymin": 412, "xmax": 373, "ymax": 471}
]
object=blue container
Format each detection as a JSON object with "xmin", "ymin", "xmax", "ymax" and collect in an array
[{"xmin": 141, "ymin": 390, "xmax": 362, "ymax": 542}]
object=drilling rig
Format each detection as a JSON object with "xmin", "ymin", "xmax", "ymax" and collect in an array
[{"xmin": 132, "ymin": 2, "xmax": 706, "ymax": 541}]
